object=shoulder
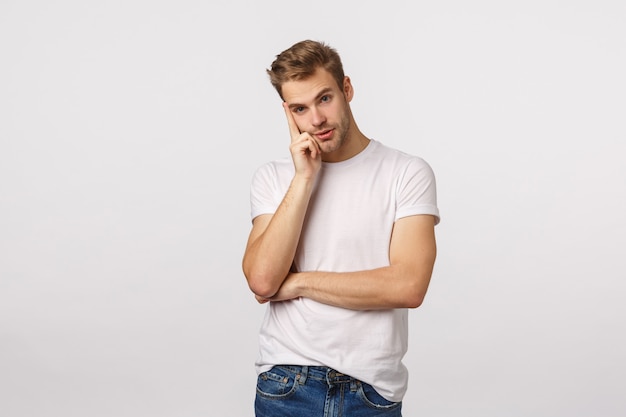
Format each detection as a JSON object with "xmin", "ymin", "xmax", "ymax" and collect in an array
[
  {"xmin": 250, "ymin": 157, "xmax": 295, "ymax": 202},
  {"xmin": 370, "ymin": 140, "xmax": 435, "ymax": 176},
  {"xmin": 252, "ymin": 157, "xmax": 293, "ymax": 181}
]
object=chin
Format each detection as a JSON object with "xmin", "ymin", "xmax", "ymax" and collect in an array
[
  {"xmin": 323, "ymin": 137, "xmax": 344, "ymax": 152},
  {"xmin": 320, "ymin": 144, "xmax": 340, "ymax": 155}
]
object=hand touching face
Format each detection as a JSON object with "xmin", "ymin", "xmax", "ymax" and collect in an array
[{"xmin": 284, "ymin": 101, "xmax": 322, "ymax": 180}]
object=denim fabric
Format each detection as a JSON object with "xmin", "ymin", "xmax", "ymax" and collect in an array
[{"xmin": 255, "ymin": 365, "xmax": 402, "ymax": 417}]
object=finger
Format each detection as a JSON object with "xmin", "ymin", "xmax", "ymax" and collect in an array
[
  {"xmin": 292, "ymin": 134, "xmax": 321, "ymax": 159},
  {"xmin": 308, "ymin": 137, "xmax": 320, "ymax": 160},
  {"xmin": 303, "ymin": 134, "xmax": 322, "ymax": 158},
  {"xmin": 282, "ymin": 102, "xmax": 301, "ymax": 143},
  {"xmin": 255, "ymin": 294, "xmax": 269, "ymax": 304}
]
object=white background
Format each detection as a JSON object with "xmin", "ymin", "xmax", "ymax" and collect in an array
[{"xmin": 1, "ymin": 1, "xmax": 625, "ymax": 416}]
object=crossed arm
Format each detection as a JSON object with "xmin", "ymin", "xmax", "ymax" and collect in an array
[{"xmin": 242, "ymin": 209, "xmax": 437, "ymax": 311}]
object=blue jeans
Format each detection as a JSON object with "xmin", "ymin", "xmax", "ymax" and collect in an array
[{"xmin": 255, "ymin": 365, "xmax": 402, "ymax": 417}]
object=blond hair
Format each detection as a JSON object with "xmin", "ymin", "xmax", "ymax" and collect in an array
[{"xmin": 267, "ymin": 40, "xmax": 345, "ymax": 100}]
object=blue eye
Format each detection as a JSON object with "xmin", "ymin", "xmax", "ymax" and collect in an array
[{"xmin": 321, "ymin": 95, "xmax": 330, "ymax": 102}]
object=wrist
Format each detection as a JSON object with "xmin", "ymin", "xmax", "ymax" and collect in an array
[
  {"xmin": 289, "ymin": 272, "xmax": 307, "ymax": 299},
  {"xmin": 291, "ymin": 174, "xmax": 316, "ymax": 190}
]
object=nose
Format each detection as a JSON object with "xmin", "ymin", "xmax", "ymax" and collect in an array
[{"xmin": 310, "ymin": 107, "xmax": 326, "ymax": 127}]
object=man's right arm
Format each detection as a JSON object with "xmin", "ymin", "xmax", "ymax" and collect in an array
[
  {"xmin": 242, "ymin": 102, "xmax": 322, "ymax": 299},
  {"xmin": 242, "ymin": 175, "xmax": 315, "ymax": 298}
]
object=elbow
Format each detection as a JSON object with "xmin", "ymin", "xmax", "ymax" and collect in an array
[
  {"xmin": 404, "ymin": 292, "xmax": 425, "ymax": 309},
  {"xmin": 401, "ymin": 257, "xmax": 434, "ymax": 308},
  {"xmin": 247, "ymin": 276, "xmax": 279, "ymax": 299},
  {"xmin": 243, "ymin": 263, "xmax": 280, "ymax": 299},
  {"xmin": 401, "ymin": 275, "xmax": 430, "ymax": 309}
]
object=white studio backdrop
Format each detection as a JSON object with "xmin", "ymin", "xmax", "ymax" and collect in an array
[{"xmin": 1, "ymin": 1, "xmax": 625, "ymax": 416}]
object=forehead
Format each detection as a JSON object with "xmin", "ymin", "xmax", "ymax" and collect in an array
[{"xmin": 281, "ymin": 68, "xmax": 341, "ymax": 104}]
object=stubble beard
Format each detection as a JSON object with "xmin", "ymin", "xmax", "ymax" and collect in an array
[{"xmin": 318, "ymin": 110, "xmax": 351, "ymax": 155}]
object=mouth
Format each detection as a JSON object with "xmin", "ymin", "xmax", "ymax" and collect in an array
[{"xmin": 314, "ymin": 129, "xmax": 334, "ymax": 141}]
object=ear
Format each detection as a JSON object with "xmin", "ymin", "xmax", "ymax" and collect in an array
[{"xmin": 342, "ymin": 76, "xmax": 354, "ymax": 102}]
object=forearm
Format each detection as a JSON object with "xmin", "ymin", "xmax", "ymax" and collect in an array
[
  {"xmin": 243, "ymin": 175, "xmax": 315, "ymax": 297},
  {"xmin": 279, "ymin": 264, "xmax": 434, "ymax": 310}
]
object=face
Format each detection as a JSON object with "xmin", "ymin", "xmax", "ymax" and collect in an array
[{"xmin": 281, "ymin": 68, "xmax": 353, "ymax": 158}]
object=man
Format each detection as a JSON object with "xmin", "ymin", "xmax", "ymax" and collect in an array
[{"xmin": 242, "ymin": 40, "xmax": 440, "ymax": 416}]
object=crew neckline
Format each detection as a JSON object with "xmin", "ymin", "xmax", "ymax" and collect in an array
[{"xmin": 322, "ymin": 139, "xmax": 378, "ymax": 169}]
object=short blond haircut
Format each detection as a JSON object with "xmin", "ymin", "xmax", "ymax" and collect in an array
[{"xmin": 267, "ymin": 40, "xmax": 345, "ymax": 100}]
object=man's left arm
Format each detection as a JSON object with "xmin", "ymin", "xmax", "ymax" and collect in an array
[{"xmin": 256, "ymin": 214, "xmax": 437, "ymax": 310}]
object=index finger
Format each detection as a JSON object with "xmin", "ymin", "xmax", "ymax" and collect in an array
[{"xmin": 282, "ymin": 102, "xmax": 301, "ymax": 142}]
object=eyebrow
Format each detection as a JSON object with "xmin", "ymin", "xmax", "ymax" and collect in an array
[{"xmin": 288, "ymin": 87, "xmax": 334, "ymax": 110}]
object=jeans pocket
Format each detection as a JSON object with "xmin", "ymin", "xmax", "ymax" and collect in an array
[
  {"xmin": 256, "ymin": 366, "xmax": 299, "ymax": 400},
  {"xmin": 357, "ymin": 381, "xmax": 402, "ymax": 410}
]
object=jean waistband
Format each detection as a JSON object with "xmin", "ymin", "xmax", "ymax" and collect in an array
[{"xmin": 277, "ymin": 365, "xmax": 358, "ymax": 387}]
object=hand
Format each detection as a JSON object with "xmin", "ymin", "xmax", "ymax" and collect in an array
[
  {"xmin": 254, "ymin": 294, "xmax": 270, "ymax": 304},
  {"xmin": 284, "ymin": 102, "xmax": 322, "ymax": 180}
]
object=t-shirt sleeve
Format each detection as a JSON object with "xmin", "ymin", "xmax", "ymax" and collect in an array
[
  {"xmin": 395, "ymin": 157, "xmax": 440, "ymax": 224},
  {"xmin": 250, "ymin": 163, "xmax": 281, "ymax": 222}
]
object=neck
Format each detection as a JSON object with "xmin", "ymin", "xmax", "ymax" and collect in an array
[{"xmin": 322, "ymin": 117, "xmax": 370, "ymax": 163}]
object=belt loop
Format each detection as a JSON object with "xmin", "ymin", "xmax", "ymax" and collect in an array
[
  {"xmin": 298, "ymin": 366, "xmax": 308, "ymax": 385},
  {"xmin": 350, "ymin": 379, "xmax": 358, "ymax": 392}
]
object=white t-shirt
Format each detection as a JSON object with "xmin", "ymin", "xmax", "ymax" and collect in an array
[{"xmin": 249, "ymin": 140, "xmax": 440, "ymax": 402}]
